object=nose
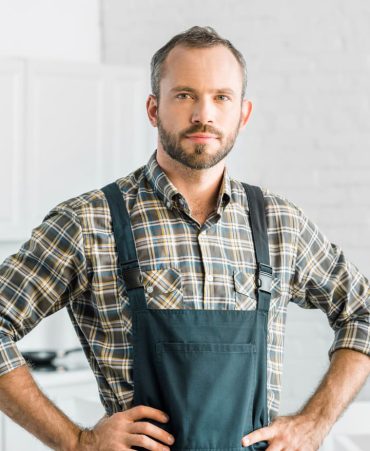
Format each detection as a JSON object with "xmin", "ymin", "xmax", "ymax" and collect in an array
[{"xmin": 191, "ymin": 98, "xmax": 215, "ymax": 124}]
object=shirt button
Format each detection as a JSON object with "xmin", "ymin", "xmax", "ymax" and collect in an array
[
  {"xmin": 166, "ymin": 201, "xmax": 171, "ymax": 209},
  {"xmin": 146, "ymin": 286, "xmax": 154, "ymax": 294},
  {"xmin": 207, "ymin": 274, "xmax": 213, "ymax": 282}
]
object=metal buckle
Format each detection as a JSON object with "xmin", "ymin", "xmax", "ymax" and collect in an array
[{"xmin": 257, "ymin": 263, "xmax": 273, "ymax": 294}]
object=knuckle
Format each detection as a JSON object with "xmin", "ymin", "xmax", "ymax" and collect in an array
[
  {"xmin": 140, "ymin": 422, "xmax": 151, "ymax": 433},
  {"xmin": 139, "ymin": 434, "xmax": 151, "ymax": 447},
  {"xmin": 115, "ymin": 412, "xmax": 129, "ymax": 424},
  {"xmin": 135, "ymin": 405, "xmax": 145, "ymax": 415}
]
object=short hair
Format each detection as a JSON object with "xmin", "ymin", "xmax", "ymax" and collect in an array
[{"xmin": 151, "ymin": 26, "xmax": 247, "ymax": 100}]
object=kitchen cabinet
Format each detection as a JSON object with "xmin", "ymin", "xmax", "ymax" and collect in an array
[
  {"xmin": 0, "ymin": 368, "xmax": 105, "ymax": 451},
  {"xmin": 0, "ymin": 58, "xmax": 155, "ymax": 241},
  {"xmin": 0, "ymin": 60, "xmax": 25, "ymax": 240}
]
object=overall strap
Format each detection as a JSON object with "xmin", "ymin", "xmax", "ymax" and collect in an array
[
  {"xmin": 101, "ymin": 182, "xmax": 147, "ymax": 312},
  {"xmin": 242, "ymin": 183, "xmax": 273, "ymax": 312}
]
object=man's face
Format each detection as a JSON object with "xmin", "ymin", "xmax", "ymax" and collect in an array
[{"xmin": 148, "ymin": 45, "xmax": 251, "ymax": 170}]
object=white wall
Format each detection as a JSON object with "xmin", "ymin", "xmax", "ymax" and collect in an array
[
  {"xmin": 100, "ymin": 0, "xmax": 370, "ymax": 414},
  {"xmin": 0, "ymin": 0, "xmax": 101, "ymax": 62}
]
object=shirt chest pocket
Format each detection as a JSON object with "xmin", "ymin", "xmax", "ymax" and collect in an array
[
  {"xmin": 233, "ymin": 269, "xmax": 257, "ymax": 310},
  {"xmin": 233, "ymin": 268, "xmax": 282, "ymax": 311},
  {"xmin": 141, "ymin": 267, "xmax": 183, "ymax": 309}
]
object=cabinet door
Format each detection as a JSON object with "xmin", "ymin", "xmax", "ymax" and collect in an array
[
  {"xmin": 0, "ymin": 59, "xmax": 153, "ymax": 240},
  {"xmin": 0, "ymin": 60, "xmax": 27, "ymax": 240},
  {"xmin": 99, "ymin": 65, "xmax": 155, "ymax": 183},
  {"xmin": 24, "ymin": 60, "xmax": 152, "ymax": 230}
]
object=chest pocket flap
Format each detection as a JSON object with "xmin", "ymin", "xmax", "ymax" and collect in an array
[
  {"xmin": 233, "ymin": 269, "xmax": 257, "ymax": 310},
  {"xmin": 141, "ymin": 267, "xmax": 183, "ymax": 308},
  {"xmin": 234, "ymin": 268, "xmax": 282, "ymax": 311}
]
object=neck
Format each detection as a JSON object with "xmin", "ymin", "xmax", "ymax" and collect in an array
[{"xmin": 156, "ymin": 147, "xmax": 225, "ymax": 223}]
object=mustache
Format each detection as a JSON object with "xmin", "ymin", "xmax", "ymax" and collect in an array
[{"xmin": 180, "ymin": 124, "xmax": 223, "ymax": 139}]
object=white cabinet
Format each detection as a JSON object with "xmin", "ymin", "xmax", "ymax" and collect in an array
[
  {"xmin": 0, "ymin": 58, "xmax": 155, "ymax": 240},
  {"xmin": 1, "ymin": 369, "xmax": 105, "ymax": 451},
  {"xmin": 0, "ymin": 60, "xmax": 26, "ymax": 240}
]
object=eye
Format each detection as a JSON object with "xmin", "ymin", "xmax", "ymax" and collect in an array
[
  {"xmin": 176, "ymin": 93, "xmax": 192, "ymax": 99},
  {"xmin": 216, "ymin": 95, "xmax": 230, "ymax": 101}
]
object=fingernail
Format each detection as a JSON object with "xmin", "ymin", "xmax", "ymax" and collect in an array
[{"xmin": 242, "ymin": 437, "xmax": 250, "ymax": 447}]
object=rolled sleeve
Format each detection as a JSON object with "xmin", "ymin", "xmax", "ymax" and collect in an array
[
  {"xmin": 0, "ymin": 206, "xmax": 89, "ymax": 376},
  {"xmin": 0, "ymin": 333, "xmax": 27, "ymax": 375},
  {"xmin": 290, "ymin": 208, "xmax": 370, "ymax": 359}
]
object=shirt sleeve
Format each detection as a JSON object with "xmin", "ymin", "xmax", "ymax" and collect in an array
[
  {"xmin": 0, "ymin": 206, "xmax": 89, "ymax": 376},
  {"xmin": 290, "ymin": 207, "xmax": 370, "ymax": 359}
]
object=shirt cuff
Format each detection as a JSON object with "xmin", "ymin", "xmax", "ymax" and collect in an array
[
  {"xmin": 328, "ymin": 321, "xmax": 370, "ymax": 360},
  {"xmin": 0, "ymin": 333, "xmax": 28, "ymax": 377}
]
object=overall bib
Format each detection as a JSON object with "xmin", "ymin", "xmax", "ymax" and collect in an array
[{"xmin": 102, "ymin": 182, "xmax": 272, "ymax": 451}]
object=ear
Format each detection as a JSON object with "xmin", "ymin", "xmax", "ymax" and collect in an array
[
  {"xmin": 146, "ymin": 94, "xmax": 158, "ymax": 127},
  {"xmin": 239, "ymin": 99, "xmax": 253, "ymax": 131}
]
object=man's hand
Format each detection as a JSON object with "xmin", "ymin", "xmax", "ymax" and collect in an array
[
  {"xmin": 78, "ymin": 405, "xmax": 175, "ymax": 451},
  {"xmin": 241, "ymin": 414, "xmax": 325, "ymax": 450}
]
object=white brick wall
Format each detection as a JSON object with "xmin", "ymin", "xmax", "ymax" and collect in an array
[{"xmin": 101, "ymin": 0, "xmax": 370, "ymax": 414}]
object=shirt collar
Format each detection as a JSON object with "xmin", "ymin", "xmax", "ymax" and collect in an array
[{"xmin": 144, "ymin": 150, "xmax": 232, "ymax": 214}]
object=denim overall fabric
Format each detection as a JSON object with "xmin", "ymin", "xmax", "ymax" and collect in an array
[{"xmin": 101, "ymin": 182, "xmax": 272, "ymax": 451}]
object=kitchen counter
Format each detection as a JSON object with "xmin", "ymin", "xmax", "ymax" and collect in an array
[{"xmin": 32, "ymin": 367, "xmax": 96, "ymax": 388}]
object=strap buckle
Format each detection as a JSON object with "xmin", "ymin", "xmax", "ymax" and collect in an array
[
  {"xmin": 119, "ymin": 262, "xmax": 143, "ymax": 290},
  {"xmin": 257, "ymin": 262, "xmax": 273, "ymax": 294}
]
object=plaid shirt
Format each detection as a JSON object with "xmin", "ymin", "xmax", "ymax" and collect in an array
[{"xmin": 0, "ymin": 151, "xmax": 369, "ymax": 423}]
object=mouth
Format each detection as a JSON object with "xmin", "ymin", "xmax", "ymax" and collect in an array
[{"xmin": 185, "ymin": 134, "xmax": 219, "ymax": 143}]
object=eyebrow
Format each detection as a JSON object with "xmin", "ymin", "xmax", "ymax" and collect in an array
[{"xmin": 170, "ymin": 86, "xmax": 236, "ymax": 96}]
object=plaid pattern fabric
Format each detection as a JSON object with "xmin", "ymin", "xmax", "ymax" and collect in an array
[{"xmin": 0, "ymin": 151, "xmax": 369, "ymax": 422}]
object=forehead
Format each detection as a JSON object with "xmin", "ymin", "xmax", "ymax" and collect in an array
[{"xmin": 160, "ymin": 45, "xmax": 243, "ymax": 94}]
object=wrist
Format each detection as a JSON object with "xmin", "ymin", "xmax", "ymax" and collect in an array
[
  {"xmin": 295, "ymin": 410, "xmax": 331, "ymax": 440},
  {"xmin": 76, "ymin": 428, "xmax": 97, "ymax": 451},
  {"xmin": 65, "ymin": 427, "xmax": 96, "ymax": 451},
  {"xmin": 55, "ymin": 422, "xmax": 84, "ymax": 451}
]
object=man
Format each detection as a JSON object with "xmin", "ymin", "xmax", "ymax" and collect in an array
[{"xmin": 0, "ymin": 25, "xmax": 369, "ymax": 451}]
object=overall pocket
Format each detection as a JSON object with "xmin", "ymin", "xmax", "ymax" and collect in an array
[{"xmin": 155, "ymin": 341, "xmax": 256, "ymax": 449}]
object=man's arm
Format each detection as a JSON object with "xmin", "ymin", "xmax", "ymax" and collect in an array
[
  {"xmin": 242, "ymin": 348, "xmax": 370, "ymax": 449},
  {"xmin": 0, "ymin": 207, "xmax": 90, "ymax": 448},
  {"xmin": 0, "ymin": 364, "xmax": 176, "ymax": 451},
  {"xmin": 0, "ymin": 365, "xmax": 83, "ymax": 450},
  {"xmin": 243, "ymin": 201, "xmax": 370, "ymax": 449}
]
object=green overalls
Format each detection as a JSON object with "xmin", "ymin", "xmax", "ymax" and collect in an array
[{"xmin": 102, "ymin": 181, "xmax": 272, "ymax": 450}]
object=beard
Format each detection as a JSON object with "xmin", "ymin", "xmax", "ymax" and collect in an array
[{"xmin": 156, "ymin": 115, "xmax": 241, "ymax": 170}]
